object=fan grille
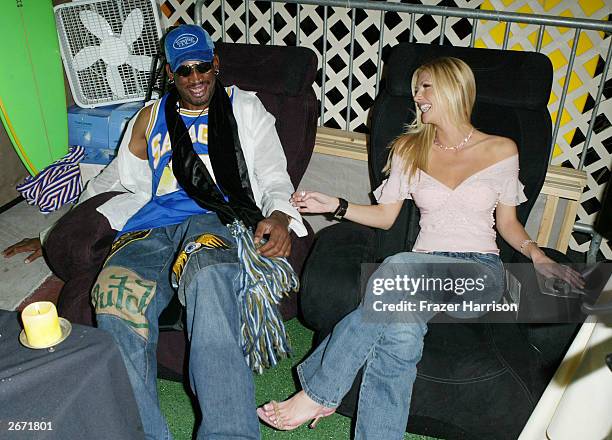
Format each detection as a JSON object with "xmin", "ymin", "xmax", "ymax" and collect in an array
[{"xmin": 55, "ymin": 0, "xmax": 162, "ymax": 108}]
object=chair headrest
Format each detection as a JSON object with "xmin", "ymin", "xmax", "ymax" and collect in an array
[
  {"xmin": 386, "ymin": 43, "xmax": 553, "ymax": 110},
  {"xmin": 216, "ymin": 42, "xmax": 317, "ymax": 97}
]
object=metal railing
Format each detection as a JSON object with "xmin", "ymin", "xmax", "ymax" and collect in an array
[{"xmin": 193, "ymin": 0, "xmax": 611, "ymax": 256}]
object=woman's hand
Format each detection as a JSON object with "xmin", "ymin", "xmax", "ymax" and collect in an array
[
  {"xmin": 291, "ymin": 191, "xmax": 339, "ymax": 214},
  {"xmin": 531, "ymin": 252, "xmax": 585, "ymax": 290}
]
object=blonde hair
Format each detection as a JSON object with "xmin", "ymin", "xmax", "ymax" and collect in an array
[{"xmin": 383, "ymin": 57, "xmax": 476, "ymax": 179}]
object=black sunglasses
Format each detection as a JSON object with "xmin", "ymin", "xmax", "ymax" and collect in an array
[{"xmin": 174, "ymin": 62, "xmax": 214, "ymax": 78}]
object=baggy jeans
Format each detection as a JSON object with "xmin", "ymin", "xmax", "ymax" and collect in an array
[
  {"xmin": 92, "ymin": 213, "xmax": 260, "ymax": 440},
  {"xmin": 297, "ymin": 251, "xmax": 504, "ymax": 440}
]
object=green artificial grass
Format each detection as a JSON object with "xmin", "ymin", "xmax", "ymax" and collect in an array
[{"xmin": 158, "ymin": 318, "xmax": 437, "ymax": 440}]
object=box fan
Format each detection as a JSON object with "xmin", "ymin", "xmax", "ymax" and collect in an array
[{"xmin": 54, "ymin": 0, "xmax": 163, "ymax": 108}]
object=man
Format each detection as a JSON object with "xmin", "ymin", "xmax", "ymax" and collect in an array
[{"xmin": 43, "ymin": 24, "xmax": 302, "ymax": 440}]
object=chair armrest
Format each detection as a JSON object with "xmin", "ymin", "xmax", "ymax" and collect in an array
[
  {"xmin": 300, "ymin": 222, "xmax": 377, "ymax": 333},
  {"xmin": 503, "ymin": 248, "xmax": 585, "ymax": 323},
  {"xmin": 580, "ymin": 261, "xmax": 612, "ymax": 315}
]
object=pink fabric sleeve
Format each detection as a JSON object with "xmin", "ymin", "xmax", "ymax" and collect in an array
[
  {"xmin": 373, "ymin": 154, "xmax": 414, "ymax": 204},
  {"xmin": 498, "ymin": 170, "xmax": 528, "ymax": 206}
]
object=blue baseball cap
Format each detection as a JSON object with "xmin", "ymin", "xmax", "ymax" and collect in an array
[{"xmin": 164, "ymin": 25, "xmax": 215, "ymax": 72}]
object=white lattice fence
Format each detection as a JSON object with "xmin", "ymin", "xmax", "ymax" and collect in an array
[{"xmin": 159, "ymin": 0, "xmax": 611, "ymax": 259}]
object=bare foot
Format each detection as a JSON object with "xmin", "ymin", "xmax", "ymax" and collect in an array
[{"xmin": 257, "ymin": 391, "xmax": 336, "ymax": 430}]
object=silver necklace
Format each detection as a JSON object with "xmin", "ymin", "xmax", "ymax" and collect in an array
[
  {"xmin": 171, "ymin": 101, "xmax": 206, "ymax": 146},
  {"xmin": 434, "ymin": 128, "xmax": 474, "ymax": 151}
]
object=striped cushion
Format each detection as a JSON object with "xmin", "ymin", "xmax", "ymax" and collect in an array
[{"xmin": 17, "ymin": 146, "xmax": 84, "ymax": 213}]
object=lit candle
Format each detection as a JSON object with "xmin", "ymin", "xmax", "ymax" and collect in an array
[{"xmin": 21, "ymin": 301, "xmax": 62, "ymax": 348}]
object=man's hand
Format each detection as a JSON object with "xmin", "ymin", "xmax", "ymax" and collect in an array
[
  {"xmin": 2, "ymin": 238, "xmax": 43, "ymax": 264},
  {"xmin": 253, "ymin": 211, "xmax": 291, "ymax": 258}
]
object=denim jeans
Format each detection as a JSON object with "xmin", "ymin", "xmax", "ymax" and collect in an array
[
  {"xmin": 297, "ymin": 251, "xmax": 504, "ymax": 440},
  {"xmin": 92, "ymin": 213, "xmax": 260, "ymax": 440}
]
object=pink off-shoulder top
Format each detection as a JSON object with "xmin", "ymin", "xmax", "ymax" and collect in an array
[{"xmin": 373, "ymin": 154, "xmax": 527, "ymax": 255}]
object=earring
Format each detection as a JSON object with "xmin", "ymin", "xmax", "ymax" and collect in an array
[
  {"xmin": 214, "ymin": 69, "xmax": 219, "ymax": 76},
  {"xmin": 168, "ymin": 76, "xmax": 175, "ymax": 84}
]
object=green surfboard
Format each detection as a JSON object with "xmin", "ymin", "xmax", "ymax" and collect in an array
[{"xmin": 0, "ymin": 0, "xmax": 68, "ymax": 176}]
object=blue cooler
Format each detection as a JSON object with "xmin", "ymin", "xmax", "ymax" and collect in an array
[{"xmin": 68, "ymin": 102, "xmax": 144, "ymax": 165}]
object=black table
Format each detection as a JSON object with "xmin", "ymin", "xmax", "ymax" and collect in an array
[{"xmin": 0, "ymin": 309, "xmax": 143, "ymax": 439}]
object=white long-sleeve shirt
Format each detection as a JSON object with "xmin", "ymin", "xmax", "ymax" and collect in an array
[{"xmin": 41, "ymin": 86, "xmax": 306, "ymax": 242}]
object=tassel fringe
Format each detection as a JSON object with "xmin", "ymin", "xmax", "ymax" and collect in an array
[{"xmin": 228, "ymin": 220, "xmax": 298, "ymax": 374}]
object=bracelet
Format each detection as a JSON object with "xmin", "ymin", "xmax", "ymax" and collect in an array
[
  {"xmin": 332, "ymin": 198, "xmax": 349, "ymax": 220},
  {"xmin": 520, "ymin": 239, "xmax": 537, "ymax": 254}
]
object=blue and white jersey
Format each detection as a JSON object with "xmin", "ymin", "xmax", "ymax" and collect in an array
[{"xmin": 122, "ymin": 87, "xmax": 234, "ymax": 232}]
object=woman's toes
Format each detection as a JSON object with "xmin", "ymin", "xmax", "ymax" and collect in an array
[
  {"xmin": 258, "ymin": 406, "xmax": 274, "ymax": 419},
  {"xmin": 261, "ymin": 403, "xmax": 275, "ymax": 415}
]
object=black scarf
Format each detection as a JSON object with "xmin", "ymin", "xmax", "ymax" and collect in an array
[
  {"xmin": 164, "ymin": 82, "xmax": 296, "ymax": 372},
  {"xmin": 165, "ymin": 81, "xmax": 264, "ymax": 230}
]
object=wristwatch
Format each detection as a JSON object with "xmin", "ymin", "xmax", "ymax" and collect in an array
[{"xmin": 333, "ymin": 198, "xmax": 348, "ymax": 220}]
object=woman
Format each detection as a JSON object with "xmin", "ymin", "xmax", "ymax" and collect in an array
[{"xmin": 257, "ymin": 57, "xmax": 583, "ymax": 438}]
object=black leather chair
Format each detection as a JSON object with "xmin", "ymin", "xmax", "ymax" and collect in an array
[{"xmin": 300, "ymin": 43, "xmax": 583, "ymax": 439}]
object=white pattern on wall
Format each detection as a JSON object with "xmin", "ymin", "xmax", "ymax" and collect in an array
[{"xmin": 159, "ymin": 0, "xmax": 611, "ymax": 258}]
